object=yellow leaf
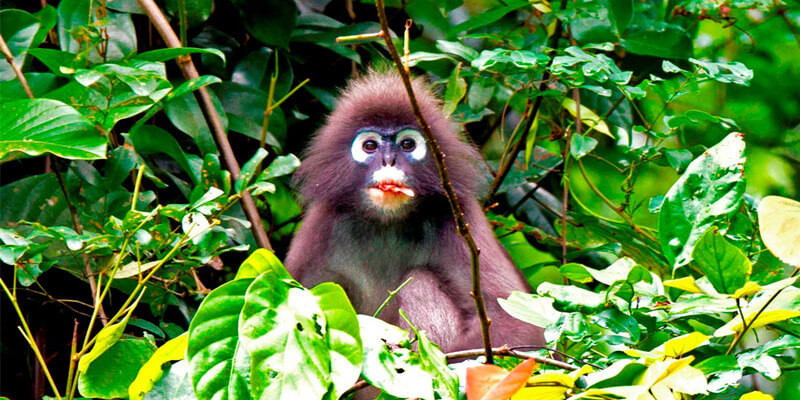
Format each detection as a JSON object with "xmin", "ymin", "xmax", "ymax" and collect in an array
[
  {"xmin": 115, "ymin": 260, "xmax": 161, "ymax": 279},
  {"xmin": 659, "ymin": 365, "xmax": 708, "ymax": 395},
  {"xmin": 659, "ymin": 332, "xmax": 709, "ymax": 358},
  {"xmin": 561, "ymin": 98, "xmax": 613, "ymax": 138},
  {"xmin": 732, "ymin": 281, "xmax": 762, "ymax": 299},
  {"xmin": 663, "ymin": 276, "xmax": 703, "ymax": 293},
  {"xmin": 740, "ymin": 391, "xmax": 774, "ymax": 400},
  {"xmin": 128, "ymin": 333, "xmax": 188, "ymax": 400},
  {"xmin": 715, "ymin": 286, "xmax": 800, "ymax": 336},
  {"xmin": 512, "ymin": 386, "xmax": 568, "ymax": 400},
  {"xmin": 758, "ymin": 195, "xmax": 800, "ymax": 267},
  {"xmin": 640, "ymin": 357, "xmax": 695, "ymax": 388}
]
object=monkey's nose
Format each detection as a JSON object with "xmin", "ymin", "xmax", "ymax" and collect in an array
[{"xmin": 382, "ymin": 154, "xmax": 397, "ymax": 167}]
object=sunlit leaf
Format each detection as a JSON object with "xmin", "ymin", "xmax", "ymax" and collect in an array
[
  {"xmin": 466, "ymin": 358, "xmax": 537, "ymax": 400},
  {"xmin": 758, "ymin": 195, "xmax": 800, "ymax": 267},
  {"xmin": 129, "ymin": 333, "xmax": 188, "ymax": 400}
]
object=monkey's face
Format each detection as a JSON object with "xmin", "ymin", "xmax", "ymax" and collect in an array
[{"xmin": 349, "ymin": 126, "xmax": 428, "ymax": 216}]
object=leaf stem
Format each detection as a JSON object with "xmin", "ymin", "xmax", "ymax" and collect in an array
[{"xmin": 373, "ymin": 277, "xmax": 413, "ymax": 318}]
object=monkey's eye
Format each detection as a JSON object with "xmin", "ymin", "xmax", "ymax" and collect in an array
[
  {"xmin": 399, "ymin": 138, "xmax": 416, "ymax": 151},
  {"xmin": 363, "ymin": 139, "xmax": 379, "ymax": 153}
]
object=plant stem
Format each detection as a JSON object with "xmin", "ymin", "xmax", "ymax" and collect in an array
[
  {"xmin": 374, "ymin": 0, "xmax": 494, "ymax": 364},
  {"xmin": 335, "ymin": 31, "xmax": 384, "ymax": 43},
  {"xmin": 137, "ymin": 0, "xmax": 272, "ymax": 251},
  {"xmin": 0, "ymin": 279, "xmax": 63, "ymax": 400},
  {"xmin": 373, "ymin": 277, "xmax": 413, "ymax": 318},
  {"xmin": 576, "ymin": 159, "xmax": 658, "ymax": 242}
]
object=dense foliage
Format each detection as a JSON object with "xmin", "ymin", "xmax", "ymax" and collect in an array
[{"xmin": 1, "ymin": 0, "xmax": 799, "ymax": 399}]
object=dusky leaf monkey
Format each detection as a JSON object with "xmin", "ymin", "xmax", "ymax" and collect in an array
[{"xmin": 286, "ymin": 70, "xmax": 544, "ymax": 352}]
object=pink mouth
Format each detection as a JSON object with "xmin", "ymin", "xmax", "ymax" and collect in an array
[
  {"xmin": 373, "ymin": 182, "xmax": 415, "ymax": 197},
  {"xmin": 367, "ymin": 181, "xmax": 415, "ymax": 210}
]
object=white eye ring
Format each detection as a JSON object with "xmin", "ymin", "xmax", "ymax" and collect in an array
[
  {"xmin": 396, "ymin": 129, "xmax": 426, "ymax": 161},
  {"xmin": 351, "ymin": 131, "xmax": 382, "ymax": 163}
]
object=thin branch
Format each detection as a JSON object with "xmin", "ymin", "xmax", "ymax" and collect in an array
[
  {"xmin": 0, "ymin": 33, "xmax": 35, "ymax": 98},
  {"xmin": 54, "ymin": 167, "xmax": 108, "ymax": 325},
  {"xmin": 575, "ymin": 159, "xmax": 657, "ymax": 242},
  {"xmin": 485, "ymin": 0, "xmax": 569, "ymax": 201},
  {"xmin": 445, "ymin": 347, "xmax": 579, "ymax": 371},
  {"xmin": 374, "ymin": 0, "xmax": 494, "ymax": 364},
  {"xmin": 373, "ymin": 277, "xmax": 413, "ymax": 318},
  {"xmin": 136, "ymin": 0, "xmax": 272, "ymax": 251}
]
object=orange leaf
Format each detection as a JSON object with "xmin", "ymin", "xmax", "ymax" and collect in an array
[{"xmin": 466, "ymin": 359, "xmax": 538, "ymax": 400}]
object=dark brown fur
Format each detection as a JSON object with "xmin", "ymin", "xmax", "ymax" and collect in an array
[{"xmin": 286, "ymin": 71, "xmax": 544, "ymax": 352}]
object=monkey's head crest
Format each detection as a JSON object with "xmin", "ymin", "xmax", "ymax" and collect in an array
[{"xmin": 295, "ymin": 70, "xmax": 484, "ymax": 220}]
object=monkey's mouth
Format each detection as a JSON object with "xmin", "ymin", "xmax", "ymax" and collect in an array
[{"xmin": 366, "ymin": 180, "xmax": 415, "ymax": 210}]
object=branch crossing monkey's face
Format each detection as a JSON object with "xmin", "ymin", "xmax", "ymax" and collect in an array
[{"xmin": 350, "ymin": 126, "xmax": 427, "ymax": 215}]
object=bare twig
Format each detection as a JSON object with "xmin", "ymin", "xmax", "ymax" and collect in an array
[
  {"xmin": 485, "ymin": 0, "xmax": 569, "ymax": 200},
  {"xmin": 136, "ymin": 0, "xmax": 272, "ymax": 251},
  {"xmin": 561, "ymin": 88, "xmax": 581, "ymax": 264},
  {"xmin": 445, "ymin": 347, "xmax": 579, "ymax": 371},
  {"xmin": 374, "ymin": 0, "xmax": 494, "ymax": 363},
  {"xmin": 0, "ymin": 33, "xmax": 35, "ymax": 98},
  {"xmin": 373, "ymin": 277, "xmax": 413, "ymax": 318},
  {"xmin": 54, "ymin": 167, "xmax": 108, "ymax": 325},
  {"xmin": 335, "ymin": 31, "xmax": 383, "ymax": 43}
]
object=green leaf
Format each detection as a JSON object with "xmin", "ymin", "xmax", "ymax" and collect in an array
[
  {"xmin": 0, "ymin": 99, "xmax": 106, "ymax": 163},
  {"xmin": 448, "ymin": 0, "xmax": 530, "ymax": 37},
  {"xmin": 662, "ymin": 148, "xmax": 693, "ymax": 173},
  {"xmin": 234, "ymin": 248, "xmax": 290, "ymax": 280},
  {"xmin": 435, "ymin": 40, "xmax": 478, "ymax": 61},
  {"xmin": 129, "ymin": 125, "xmax": 201, "ymax": 185},
  {"xmin": 79, "ymin": 295, "xmax": 141, "ymax": 374},
  {"xmin": 443, "ymin": 64, "xmax": 466, "ymax": 116},
  {"xmin": 311, "ymin": 283, "xmax": 362, "ymax": 399},
  {"xmin": 238, "ymin": 268, "xmax": 331, "ymax": 400},
  {"xmin": 135, "ymin": 47, "xmax": 225, "ymax": 65},
  {"xmin": 570, "ymin": 133, "xmax": 599, "ymax": 159},
  {"xmin": 498, "ymin": 291, "xmax": 563, "ymax": 328},
  {"xmin": 165, "ymin": 0, "xmax": 213, "ymax": 27},
  {"xmin": 186, "ymin": 279, "xmax": 253, "ymax": 400},
  {"xmin": 658, "ymin": 132, "xmax": 746, "ymax": 270},
  {"xmin": 78, "ymin": 337, "xmax": 157, "ymax": 399},
  {"xmin": 236, "ymin": 149, "xmax": 268, "ymax": 194},
  {"xmin": 607, "ymin": 0, "xmax": 634, "ymax": 34},
  {"xmin": 230, "ymin": 0, "xmax": 297, "ymax": 48},
  {"xmin": 258, "ymin": 154, "xmax": 301, "ymax": 181},
  {"xmin": 594, "ymin": 309, "xmax": 641, "ymax": 342},
  {"xmin": 690, "ymin": 228, "xmax": 751, "ymax": 295},
  {"xmin": 358, "ymin": 315, "xmax": 434, "ymax": 399},
  {"xmin": 622, "ymin": 24, "xmax": 693, "ymax": 59},
  {"xmin": 129, "ymin": 333, "xmax": 188, "ymax": 400},
  {"xmin": 58, "ymin": 0, "xmax": 137, "ymax": 62}
]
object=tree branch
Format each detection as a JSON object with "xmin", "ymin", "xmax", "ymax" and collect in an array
[
  {"xmin": 374, "ymin": 0, "xmax": 494, "ymax": 363},
  {"xmin": 445, "ymin": 347, "xmax": 579, "ymax": 371},
  {"xmin": 0, "ymin": 32, "xmax": 34, "ymax": 98},
  {"xmin": 136, "ymin": 0, "xmax": 272, "ymax": 251}
]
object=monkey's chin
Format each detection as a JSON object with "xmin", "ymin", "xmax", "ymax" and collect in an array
[{"xmin": 366, "ymin": 186, "xmax": 414, "ymax": 212}]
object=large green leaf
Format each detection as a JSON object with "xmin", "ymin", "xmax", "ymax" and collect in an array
[
  {"xmin": 238, "ymin": 268, "xmax": 331, "ymax": 400},
  {"xmin": 311, "ymin": 283, "xmax": 362, "ymax": 399},
  {"xmin": 658, "ymin": 132, "xmax": 746, "ymax": 270},
  {"xmin": 187, "ymin": 279, "xmax": 254, "ymax": 400},
  {"xmin": 690, "ymin": 228, "xmax": 751, "ymax": 295},
  {"xmin": 0, "ymin": 99, "xmax": 106, "ymax": 163},
  {"xmin": 234, "ymin": 248, "xmax": 290, "ymax": 280},
  {"xmin": 78, "ymin": 337, "xmax": 157, "ymax": 399}
]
